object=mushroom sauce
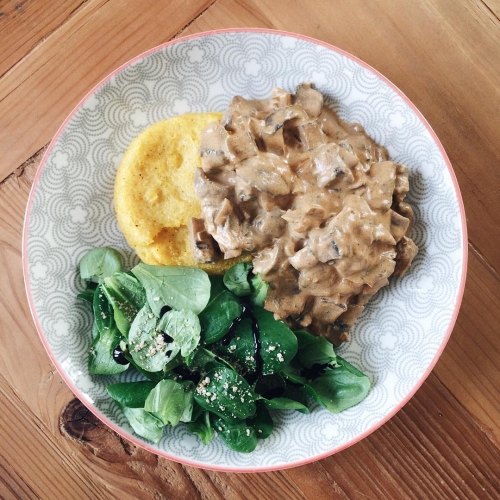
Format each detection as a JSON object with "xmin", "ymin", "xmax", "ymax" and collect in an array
[{"xmin": 191, "ymin": 84, "xmax": 418, "ymax": 345}]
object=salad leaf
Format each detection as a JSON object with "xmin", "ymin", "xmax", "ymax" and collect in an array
[
  {"xmin": 80, "ymin": 247, "xmax": 122, "ymax": 282},
  {"xmin": 198, "ymin": 276, "xmax": 242, "ymax": 345},
  {"xmin": 302, "ymin": 356, "xmax": 370, "ymax": 413},
  {"xmin": 253, "ymin": 306, "xmax": 298, "ymax": 375},
  {"xmin": 211, "ymin": 416, "xmax": 258, "ymax": 453},
  {"xmin": 248, "ymin": 402, "xmax": 273, "ymax": 439},
  {"xmin": 158, "ymin": 309, "xmax": 201, "ymax": 358},
  {"xmin": 294, "ymin": 330, "xmax": 336, "ymax": 368},
  {"xmin": 262, "ymin": 397, "xmax": 309, "ymax": 413},
  {"xmin": 223, "ymin": 262, "xmax": 252, "ymax": 296},
  {"xmin": 250, "ymin": 273, "xmax": 268, "ymax": 307},
  {"xmin": 188, "ymin": 410, "xmax": 214, "ymax": 445},
  {"xmin": 128, "ymin": 304, "xmax": 180, "ymax": 372},
  {"xmin": 107, "ymin": 381, "xmax": 157, "ymax": 408},
  {"xmin": 89, "ymin": 322, "xmax": 128, "ymax": 375},
  {"xmin": 194, "ymin": 366, "xmax": 256, "ymax": 421},
  {"xmin": 89, "ymin": 286, "xmax": 128, "ymax": 374},
  {"xmin": 212, "ymin": 318, "xmax": 257, "ymax": 375},
  {"xmin": 131, "ymin": 263, "xmax": 210, "ymax": 316},
  {"xmin": 122, "ymin": 407, "xmax": 164, "ymax": 443},
  {"xmin": 144, "ymin": 379, "xmax": 194, "ymax": 426},
  {"xmin": 77, "ymin": 281, "xmax": 97, "ymax": 304},
  {"xmin": 103, "ymin": 272, "xmax": 146, "ymax": 336}
]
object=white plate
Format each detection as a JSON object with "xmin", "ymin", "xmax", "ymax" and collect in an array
[{"xmin": 23, "ymin": 29, "xmax": 467, "ymax": 472}]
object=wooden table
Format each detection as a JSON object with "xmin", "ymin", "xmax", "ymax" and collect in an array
[{"xmin": 1, "ymin": 1, "xmax": 499, "ymax": 498}]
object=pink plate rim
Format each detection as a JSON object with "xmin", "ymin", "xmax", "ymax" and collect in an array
[{"xmin": 22, "ymin": 27, "xmax": 468, "ymax": 473}]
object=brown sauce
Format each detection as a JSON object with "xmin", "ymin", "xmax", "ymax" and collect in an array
[{"xmin": 191, "ymin": 84, "xmax": 418, "ymax": 345}]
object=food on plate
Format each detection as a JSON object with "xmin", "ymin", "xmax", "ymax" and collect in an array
[
  {"xmin": 114, "ymin": 112, "xmax": 250, "ymax": 274},
  {"xmin": 193, "ymin": 84, "xmax": 418, "ymax": 344},
  {"xmin": 78, "ymin": 248, "xmax": 370, "ymax": 452},
  {"xmin": 80, "ymin": 83, "xmax": 417, "ymax": 451}
]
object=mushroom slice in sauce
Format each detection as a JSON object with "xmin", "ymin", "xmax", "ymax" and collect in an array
[{"xmin": 195, "ymin": 84, "xmax": 418, "ymax": 345}]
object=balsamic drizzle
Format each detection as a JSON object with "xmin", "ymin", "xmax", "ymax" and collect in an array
[{"xmin": 112, "ymin": 345, "xmax": 128, "ymax": 365}]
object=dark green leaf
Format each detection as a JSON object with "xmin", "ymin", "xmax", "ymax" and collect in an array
[
  {"xmin": 223, "ymin": 262, "xmax": 252, "ymax": 296},
  {"xmin": 128, "ymin": 304, "xmax": 180, "ymax": 372},
  {"xmin": 248, "ymin": 402, "xmax": 273, "ymax": 439},
  {"xmin": 93, "ymin": 284, "xmax": 115, "ymax": 335},
  {"xmin": 144, "ymin": 379, "xmax": 194, "ymax": 426},
  {"xmin": 107, "ymin": 381, "xmax": 157, "ymax": 408},
  {"xmin": 122, "ymin": 407, "xmax": 164, "ymax": 443},
  {"xmin": 212, "ymin": 318, "xmax": 257, "ymax": 374},
  {"xmin": 103, "ymin": 272, "xmax": 146, "ymax": 336},
  {"xmin": 294, "ymin": 330, "xmax": 336, "ymax": 368},
  {"xmin": 302, "ymin": 356, "xmax": 370, "ymax": 413},
  {"xmin": 188, "ymin": 410, "xmax": 214, "ymax": 445},
  {"xmin": 131, "ymin": 263, "xmax": 210, "ymax": 316},
  {"xmin": 262, "ymin": 397, "xmax": 309, "ymax": 413},
  {"xmin": 77, "ymin": 282, "xmax": 97, "ymax": 304},
  {"xmin": 199, "ymin": 276, "xmax": 242, "ymax": 345},
  {"xmin": 253, "ymin": 306, "xmax": 298, "ymax": 375},
  {"xmin": 211, "ymin": 416, "xmax": 258, "ymax": 453},
  {"xmin": 158, "ymin": 309, "xmax": 201, "ymax": 357},
  {"xmin": 80, "ymin": 247, "xmax": 122, "ymax": 282},
  {"xmin": 194, "ymin": 366, "xmax": 256, "ymax": 421}
]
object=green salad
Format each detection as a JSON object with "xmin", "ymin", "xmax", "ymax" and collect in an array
[{"xmin": 78, "ymin": 247, "xmax": 370, "ymax": 452}]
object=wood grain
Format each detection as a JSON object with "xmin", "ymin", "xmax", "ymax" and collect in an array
[
  {"xmin": 0, "ymin": 0, "xmax": 86, "ymax": 78},
  {"xmin": 1, "ymin": 0, "xmax": 500, "ymax": 497}
]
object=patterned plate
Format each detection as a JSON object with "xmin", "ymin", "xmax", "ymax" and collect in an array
[{"xmin": 23, "ymin": 29, "xmax": 467, "ymax": 472}]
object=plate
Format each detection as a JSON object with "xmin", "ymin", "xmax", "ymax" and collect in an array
[{"xmin": 23, "ymin": 29, "xmax": 467, "ymax": 472}]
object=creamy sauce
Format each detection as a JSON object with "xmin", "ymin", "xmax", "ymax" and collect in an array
[{"xmin": 192, "ymin": 84, "xmax": 418, "ymax": 345}]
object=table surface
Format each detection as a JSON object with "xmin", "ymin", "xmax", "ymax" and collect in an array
[{"xmin": 1, "ymin": 0, "xmax": 499, "ymax": 498}]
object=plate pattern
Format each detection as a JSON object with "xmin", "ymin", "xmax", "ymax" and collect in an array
[{"xmin": 25, "ymin": 31, "xmax": 465, "ymax": 470}]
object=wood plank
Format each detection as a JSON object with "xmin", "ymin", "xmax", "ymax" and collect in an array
[
  {"xmin": 0, "ymin": 374, "xmax": 103, "ymax": 499},
  {"xmin": 0, "ymin": 0, "xmax": 86, "ymax": 77},
  {"xmin": 0, "ymin": 0, "xmax": 214, "ymax": 183},
  {"xmin": 433, "ymin": 244, "xmax": 500, "ymax": 444}
]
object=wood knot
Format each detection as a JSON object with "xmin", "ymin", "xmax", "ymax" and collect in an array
[{"xmin": 59, "ymin": 398, "xmax": 157, "ymax": 466}]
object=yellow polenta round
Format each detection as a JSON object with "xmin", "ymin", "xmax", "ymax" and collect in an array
[{"xmin": 114, "ymin": 113, "xmax": 250, "ymax": 274}]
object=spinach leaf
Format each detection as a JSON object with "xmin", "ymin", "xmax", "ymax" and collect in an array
[
  {"xmin": 199, "ymin": 276, "xmax": 242, "ymax": 345},
  {"xmin": 253, "ymin": 306, "xmax": 298, "ymax": 375},
  {"xmin": 248, "ymin": 402, "xmax": 273, "ymax": 439},
  {"xmin": 262, "ymin": 397, "xmax": 309, "ymax": 413},
  {"xmin": 194, "ymin": 366, "xmax": 256, "ymax": 421},
  {"xmin": 123, "ymin": 351, "xmax": 165, "ymax": 382},
  {"xmin": 89, "ymin": 286, "xmax": 128, "ymax": 374},
  {"xmin": 223, "ymin": 262, "xmax": 252, "ymax": 296},
  {"xmin": 302, "ymin": 356, "xmax": 370, "ymax": 413},
  {"xmin": 89, "ymin": 323, "xmax": 128, "ymax": 374},
  {"xmin": 131, "ymin": 264, "xmax": 210, "ymax": 316},
  {"xmin": 212, "ymin": 318, "xmax": 257, "ymax": 375},
  {"xmin": 250, "ymin": 273, "xmax": 268, "ymax": 307},
  {"xmin": 158, "ymin": 309, "xmax": 201, "ymax": 358},
  {"xmin": 80, "ymin": 247, "xmax": 122, "ymax": 282},
  {"xmin": 211, "ymin": 416, "xmax": 258, "ymax": 453},
  {"xmin": 128, "ymin": 304, "xmax": 180, "ymax": 372},
  {"xmin": 294, "ymin": 330, "xmax": 336, "ymax": 368},
  {"xmin": 144, "ymin": 379, "xmax": 194, "ymax": 426},
  {"xmin": 188, "ymin": 410, "xmax": 214, "ymax": 445},
  {"xmin": 103, "ymin": 272, "xmax": 146, "ymax": 336},
  {"xmin": 122, "ymin": 407, "xmax": 164, "ymax": 443},
  {"xmin": 107, "ymin": 381, "xmax": 157, "ymax": 408},
  {"xmin": 93, "ymin": 284, "xmax": 114, "ymax": 335},
  {"xmin": 77, "ymin": 282, "xmax": 97, "ymax": 304}
]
